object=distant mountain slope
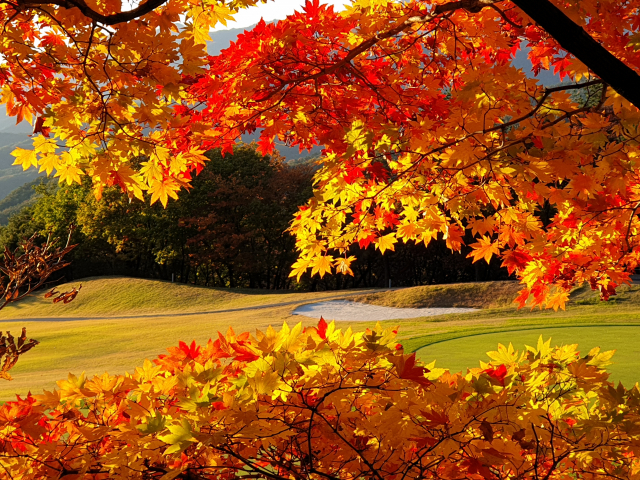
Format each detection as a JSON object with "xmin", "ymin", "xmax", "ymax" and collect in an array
[
  {"xmin": 0, "ymin": 133, "xmax": 44, "ymax": 200},
  {"xmin": 0, "ymin": 176, "xmax": 54, "ymax": 225}
]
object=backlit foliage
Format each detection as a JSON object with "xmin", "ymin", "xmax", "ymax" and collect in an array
[
  {"xmin": 0, "ymin": 319, "xmax": 638, "ymax": 479},
  {"xmin": 5, "ymin": 0, "xmax": 640, "ymax": 307}
]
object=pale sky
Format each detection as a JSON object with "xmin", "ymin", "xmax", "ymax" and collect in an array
[{"xmin": 213, "ymin": 0, "xmax": 349, "ymax": 30}]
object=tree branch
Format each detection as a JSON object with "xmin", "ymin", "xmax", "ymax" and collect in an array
[
  {"xmin": 511, "ymin": 0, "xmax": 640, "ymax": 110},
  {"xmin": 20, "ymin": 0, "xmax": 167, "ymax": 25}
]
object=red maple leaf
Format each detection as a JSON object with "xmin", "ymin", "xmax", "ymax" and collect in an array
[
  {"xmin": 367, "ymin": 162, "xmax": 389, "ymax": 181},
  {"xmin": 256, "ymin": 136, "xmax": 275, "ymax": 156},
  {"xmin": 483, "ymin": 364, "xmax": 508, "ymax": 386},
  {"xmin": 317, "ymin": 317, "xmax": 328, "ymax": 339},
  {"xmin": 358, "ymin": 233, "xmax": 376, "ymax": 249},
  {"xmin": 501, "ymin": 250, "xmax": 532, "ymax": 275},
  {"xmin": 178, "ymin": 341, "xmax": 201, "ymax": 360},
  {"xmin": 343, "ymin": 166, "xmax": 364, "ymax": 184}
]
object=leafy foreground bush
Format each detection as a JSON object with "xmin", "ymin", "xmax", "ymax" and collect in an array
[{"xmin": 0, "ymin": 321, "xmax": 636, "ymax": 479}]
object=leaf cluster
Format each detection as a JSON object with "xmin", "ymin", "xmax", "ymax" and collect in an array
[{"xmin": 0, "ymin": 320, "xmax": 639, "ymax": 479}]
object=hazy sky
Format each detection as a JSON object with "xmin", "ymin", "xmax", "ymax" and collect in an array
[{"xmin": 213, "ymin": 0, "xmax": 349, "ymax": 30}]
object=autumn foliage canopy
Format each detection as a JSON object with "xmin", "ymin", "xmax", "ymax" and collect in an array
[
  {"xmin": 0, "ymin": 320, "xmax": 636, "ymax": 479},
  {"xmin": 3, "ymin": 0, "xmax": 640, "ymax": 306},
  {"xmin": 2, "ymin": 183, "xmax": 638, "ymax": 480}
]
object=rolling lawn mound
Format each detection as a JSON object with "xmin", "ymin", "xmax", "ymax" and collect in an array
[
  {"xmin": 0, "ymin": 276, "xmax": 372, "ymax": 319},
  {"xmin": 354, "ymin": 281, "xmax": 523, "ymax": 309},
  {"xmin": 354, "ymin": 281, "xmax": 640, "ymax": 310}
]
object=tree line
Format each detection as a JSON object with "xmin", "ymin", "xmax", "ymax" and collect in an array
[{"xmin": 0, "ymin": 144, "xmax": 510, "ymax": 290}]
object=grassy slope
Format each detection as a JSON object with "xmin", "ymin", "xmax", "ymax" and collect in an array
[
  {"xmin": 0, "ymin": 276, "xmax": 374, "ymax": 319},
  {"xmin": 353, "ymin": 281, "xmax": 523, "ymax": 309},
  {"xmin": 3, "ymin": 278, "xmax": 640, "ymax": 399}
]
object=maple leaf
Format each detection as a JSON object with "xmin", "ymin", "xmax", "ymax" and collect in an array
[
  {"xmin": 311, "ymin": 255, "xmax": 333, "ymax": 278},
  {"xmin": 390, "ymin": 353, "xmax": 431, "ymax": 387},
  {"xmin": 316, "ymin": 317, "xmax": 328, "ymax": 340},
  {"xmin": 545, "ymin": 291, "xmax": 569, "ymax": 312},
  {"xmin": 468, "ymin": 236, "xmax": 500, "ymax": 264},
  {"xmin": 289, "ymin": 257, "xmax": 311, "ymax": 281},
  {"xmin": 375, "ymin": 233, "xmax": 397, "ymax": 254},
  {"xmin": 501, "ymin": 250, "xmax": 532, "ymax": 275},
  {"xmin": 335, "ymin": 256, "xmax": 355, "ymax": 276},
  {"xmin": 445, "ymin": 225, "xmax": 465, "ymax": 252},
  {"xmin": 178, "ymin": 341, "xmax": 201, "ymax": 360},
  {"xmin": 158, "ymin": 419, "xmax": 197, "ymax": 455},
  {"xmin": 483, "ymin": 364, "xmax": 508, "ymax": 386},
  {"xmin": 11, "ymin": 148, "xmax": 38, "ymax": 171},
  {"xmin": 358, "ymin": 233, "xmax": 376, "ymax": 249},
  {"xmin": 149, "ymin": 179, "xmax": 181, "ymax": 207},
  {"xmin": 55, "ymin": 164, "xmax": 84, "ymax": 185},
  {"xmin": 257, "ymin": 136, "xmax": 275, "ymax": 156}
]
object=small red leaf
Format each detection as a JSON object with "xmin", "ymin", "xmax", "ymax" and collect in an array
[
  {"xmin": 483, "ymin": 364, "xmax": 508, "ymax": 386},
  {"xmin": 317, "ymin": 317, "xmax": 328, "ymax": 339}
]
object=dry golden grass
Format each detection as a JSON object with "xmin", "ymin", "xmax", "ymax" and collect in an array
[
  {"xmin": 354, "ymin": 281, "xmax": 523, "ymax": 309},
  {"xmin": 0, "ymin": 304, "xmax": 322, "ymax": 400},
  {"xmin": 0, "ymin": 277, "xmax": 380, "ymax": 400},
  {"xmin": 0, "ymin": 276, "xmax": 374, "ymax": 319}
]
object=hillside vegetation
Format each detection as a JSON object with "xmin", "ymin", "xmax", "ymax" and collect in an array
[
  {"xmin": 0, "ymin": 133, "xmax": 42, "ymax": 200},
  {"xmin": 0, "ymin": 177, "xmax": 53, "ymax": 224}
]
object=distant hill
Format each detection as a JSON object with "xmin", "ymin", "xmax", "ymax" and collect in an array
[
  {"xmin": 0, "ymin": 176, "xmax": 54, "ymax": 225},
  {"xmin": 0, "ymin": 133, "xmax": 44, "ymax": 201}
]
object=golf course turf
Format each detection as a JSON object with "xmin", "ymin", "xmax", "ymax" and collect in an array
[{"xmin": 2, "ymin": 277, "xmax": 640, "ymax": 399}]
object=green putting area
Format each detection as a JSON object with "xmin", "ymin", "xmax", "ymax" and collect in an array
[{"xmin": 416, "ymin": 325, "xmax": 640, "ymax": 387}]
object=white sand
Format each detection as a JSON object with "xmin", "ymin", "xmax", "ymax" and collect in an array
[{"xmin": 292, "ymin": 300, "xmax": 476, "ymax": 322}]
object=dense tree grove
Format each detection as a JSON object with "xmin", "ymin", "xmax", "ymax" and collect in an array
[
  {"xmin": 1, "ymin": 145, "xmax": 510, "ymax": 289},
  {"xmin": 2, "ymin": 145, "xmax": 313, "ymax": 288}
]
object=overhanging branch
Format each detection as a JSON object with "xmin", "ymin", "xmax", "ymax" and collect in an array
[
  {"xmin": 510, "ymin": 0, "xmax": 640, "ymax": 110},
  {"xmin": 20, "ymin": 0, "xmax": 167, "ymax": 25}
]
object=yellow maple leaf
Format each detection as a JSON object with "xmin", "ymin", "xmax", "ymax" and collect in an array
[
  {"xmin": 289, "ymin": 257, "xmax": 311, "ymax": 281},
  {"xmin": 56, "ymin": 164, "xmax": 84, "ymax": 185},
  {"xmin": 39, "ymin": 154, "xmax": 61, "ymax": 176},
  {"xmin": 149, "ymin": 178, "xmax": 181, "ymax": 207},
  {"xmin": 375, "ymin": 233, "xmax": 397, "ymax": 254},
  {"xmin": 397, "ymin": 223, "xmax": 419, "ymax": 240},
  {"xmin": 311, "ymin": 255, "xmax": 334, "ymax": 278},
  {"xmin": 11, "ymin": 147, "xmax": 38, "ymax": 170},
  {"xmin": 467, "ymin": 236, "xmax": 500, "ymax": 264}
]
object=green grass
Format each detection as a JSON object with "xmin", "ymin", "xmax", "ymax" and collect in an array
[
  {"xmin": 3, "ymin": 277, "xmax": 640, "ymax": 400},
  {"xmin": 415, "ymin": 326, "xmax": 640, "ymax": 387}
]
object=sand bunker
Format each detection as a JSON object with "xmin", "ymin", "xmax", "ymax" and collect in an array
[{"xmin": 293, "ymin": 300, "xmax": 476, "ymax": 321}]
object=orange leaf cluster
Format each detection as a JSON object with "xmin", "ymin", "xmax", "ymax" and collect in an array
[{"xmin": 0, "ymin": 321, "xmax": 638, "ymax": 479}]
